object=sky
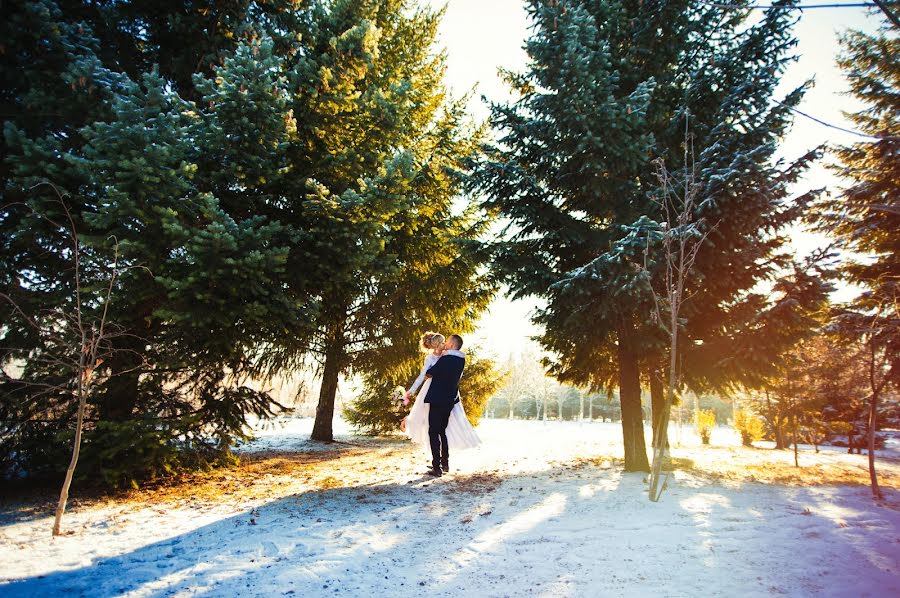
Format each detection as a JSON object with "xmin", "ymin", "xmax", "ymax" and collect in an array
[{"xmin": 420, "ymin": 0, "xmax": 888, "ymax": 359}]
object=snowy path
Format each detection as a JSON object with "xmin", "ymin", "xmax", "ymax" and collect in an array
[{"xmin": 1, "ymin": 419, "xmax": 899, "ymax": 597}]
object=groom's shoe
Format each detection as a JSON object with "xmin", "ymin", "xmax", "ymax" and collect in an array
[
  {"xmin": 426, "ymin": 467, "xmax": 442, "ymax": 477},
  {"xmin": 441, "ymin": 462, "xmax": 449, "ymax": 473}
]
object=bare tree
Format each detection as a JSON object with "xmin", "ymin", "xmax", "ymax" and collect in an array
[
  {"xmin": 859, "ymin": 306, "xmax": 892, "ymax": 500},
  {"xmin": 645, "ymin": 116, "xmax": 716, "ymax": 502},
  {"xmin": 1, "ymin": 183, "xmax": 138, "ymax": 535}
]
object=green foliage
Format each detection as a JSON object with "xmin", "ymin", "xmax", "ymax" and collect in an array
[
  {"xmin": 695, "ymin": 409, "xmax": 716, "ymax": 445},
  {"xmin": 745, "ymin": 333, "xmax": 899, "ymax": 452},
  {"xmin": 473, "ymin": 0, "xmax": 820, "ymax": 471},
  {"xmin": 1, "ymin": 0, "xmax": 491, "ymax": 483},
  {"xmin": 288, "ymin": 0, "xmax": 496, "ymax": 441},
  {"xmin": 71, "ymin": 421, "xmax": 225, "ymax": 490},
  {"xmin": 816, "ymin": 9, "xmax": 900, "ymax": 386},
  {"xmin": 343, "ymin": 370, "xmax": 413, "ymax": 436},
  {"xmin": 1, "ymin": 11, "xmax": 298, "ymax": 480},
  {"xmin": 733, "ymin": 409, "xmax": 765, "ymax": 447}
]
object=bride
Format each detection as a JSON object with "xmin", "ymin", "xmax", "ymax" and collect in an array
[{"xmin": 402, "ymin": 332, "xmax": 481, "ymax": 450}]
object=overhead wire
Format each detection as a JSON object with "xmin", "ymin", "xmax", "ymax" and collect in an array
[
  {"xmin": 694, "ymin": 1, "xmax": 876, "ymax": 9},
  {"xmin": 692, "ymin": 0, "xmax": 900, "ymax": 28},
  {"xmin": 773, "ymin": 100, "xmax": 900, "ymax": 141}
]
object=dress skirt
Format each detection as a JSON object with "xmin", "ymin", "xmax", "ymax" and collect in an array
[{"xmin": 405, "ymin": 379, "xmax": 481, "ymax": 450}]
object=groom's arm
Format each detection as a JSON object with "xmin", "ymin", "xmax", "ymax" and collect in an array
[{"xmin": 425, "ymin": 357, "xmax": 448, "ymax": 380}]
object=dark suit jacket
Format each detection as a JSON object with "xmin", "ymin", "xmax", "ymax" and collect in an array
[{"xmin": 424, "ymin": 354, "xmax": 465, "ymax": 408}]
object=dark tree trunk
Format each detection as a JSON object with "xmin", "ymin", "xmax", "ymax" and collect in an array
[
  {"xmin": 97, "ymin": 313, "xmax": 157, "ymax": 421},
  {"xmin": 792, "ymin": 414, "xmax": 799, "ymax": 467},
  {"xmin": 311, "ymin": 328, "xmax": 345, "ymax": 442},
  {"xmin": 867, "ymin": 350, "xmax": 883, "ymax": 499},
  {"xmin": 98, "ymin": 349, "xmax": 141, "ymax": 421},
  {"xmin": 649, "ymin": 368, "xmax": 669, "ymax": 450},
  {"xmin": 774, "ymin": 422, "xmax": 786, "ymax": 450},
  {"xmin": 618, "ymin": 322, "xmax": 650, "ymax": 472},
  {"xmin": 764, "ymin": 389, "xmax": 785, "ymax": 450},
  {"xmin": 867, "ymin": 395, "xmax": 881, "ymax": 498}
]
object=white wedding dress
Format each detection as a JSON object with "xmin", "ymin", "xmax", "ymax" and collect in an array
[{"xmin": 405, "ymin": 352, "xmax": 481, "ymax": 450}]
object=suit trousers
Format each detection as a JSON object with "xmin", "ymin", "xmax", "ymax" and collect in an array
[{"xmin": 428, "ymin": 403, "xmax": 453, "ymax": 469}]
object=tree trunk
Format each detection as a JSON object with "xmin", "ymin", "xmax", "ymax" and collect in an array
[
  {"xmin": 54, "ymin": 348, "xmax": 93, "ymax": 536},
  {"xmin": 649, "ymin": 368, "xmax": 669, "ymax": 450},
  {"xmin": 97, "ymin": 316, "xmax": 153, "ymax": 421},
  {"xmin": 618, "ymin": 322, "xmax": 650, "ymax": 472},
  {"xmin": 692, "ymin": 392, "xmax": 700, "ymax": 429},
  {"xmin": 792, "ymin": 414, "xmax": 799, "ymax": 468},
  {"xmin": 589, "ymin": 395, "xmax": 593, "ymax": 421},
  {"xmin": 311, "ymin": 329, "xmax": 344, "ymax": 442},
  {"xmin": 98, "ymin": 351, "xmax": 140, "ymax": 421},
  {"xmin": 867, "ymin": 395, "xmax": 881, "ymax": 498},
  {"xmin": 764, "ymin": 389, "xmax": 785, "ymax": 449},
  {"xmin": 774, "ymin": 422, "xmax": 786, "ymax": 450},
  {"xmin": 579, "ymin": 391, "xmax": 585, "ymax": 421},
  {"xmin": 867, "ymin": 365, "xmax": 883, "ymax": 499}
]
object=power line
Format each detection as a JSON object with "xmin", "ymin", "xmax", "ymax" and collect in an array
[
  {"xmin": 774, "ymin": 100, "xmax": 900, "ymax": 141},
  {"xmin": 695, "ymin": 0, "xmax": 900, "ymax": 28},
  {"xmin": 695, "ymin": 1, "xmax": 876, "ymax": 9}
]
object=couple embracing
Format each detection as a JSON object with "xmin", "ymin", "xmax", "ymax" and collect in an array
[{"xmin": 403, "ymin": 332, "xmax": 480, "ymax": 477}]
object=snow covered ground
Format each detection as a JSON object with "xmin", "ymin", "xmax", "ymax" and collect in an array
[{"xmin": 2, "ymin": 418, "xmax": 899, "ymax": 597}]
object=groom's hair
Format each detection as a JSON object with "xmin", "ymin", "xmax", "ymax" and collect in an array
[{"xmin": 448, "ymin": 334, "xmax": 463, "ymax": 349}]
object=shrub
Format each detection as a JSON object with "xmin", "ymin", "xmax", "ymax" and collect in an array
[
  {"xmin": 733, "ymin": 409, "xmax": 765, "ymax": 447},
  {"xmin": 696, "ymin": 409, "xmax": 716, "ymax": 445}
]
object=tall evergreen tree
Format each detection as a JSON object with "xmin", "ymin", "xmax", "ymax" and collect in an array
[
  {"xmin": 258, "ymin": 0, "xmax": 495, "ymax": 442},
  {"xmin": 474, "ymin": 0, "xmax": 820, "ymax": 471},
  {"xmin": 1, "ymin": 1, "xmax": 312, "ymax": 483},
  {"xmin": 820, "ymin": 6, "xmax": 899, "ymax": 383},
  {"xmin": 2, "ymin": 0, "xmax": 495, "ymax": 477}
]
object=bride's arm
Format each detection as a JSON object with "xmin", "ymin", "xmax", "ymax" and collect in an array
[{"xmin": 405, "ymin": 357, "xmax": 431, "ymax": 398}]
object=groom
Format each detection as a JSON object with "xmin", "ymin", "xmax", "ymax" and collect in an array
[{"xmin": 423, "ymin": 334, "xmax": 465, "ymax": 477}]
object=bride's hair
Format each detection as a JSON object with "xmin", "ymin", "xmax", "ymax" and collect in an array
[{"xmin": 420, "ymin": 332, "xmax": 445, "ymax": 351}]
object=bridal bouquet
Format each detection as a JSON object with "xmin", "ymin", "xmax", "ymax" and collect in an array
[{"xmin": 391, "ymin": 386, "xmax": 407, "ymax": 406}]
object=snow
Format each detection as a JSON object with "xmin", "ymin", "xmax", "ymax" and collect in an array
[{"xmin": 2, "ymin": 418, "xmax": 899, "ymax": 597}]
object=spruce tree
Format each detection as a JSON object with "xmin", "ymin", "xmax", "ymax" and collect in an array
[
  {"xmin": 822, "ymin": 6, "xmax": 899, "ymax": 382},
  {"xmin": 1, "ymin": 2, "xmax": 309, "ymax": 483},
  {"xmin": 265, "ymin": 0, "xmax": 495, "ymax": 442},
  {"xmin": 474, "ymin": 0, "xmax": 820, "ymax": 471}
]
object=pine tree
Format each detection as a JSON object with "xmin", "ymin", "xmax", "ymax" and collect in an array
[
  {"xmin": 2, "ymin": 0, "xmax": 495, "ymax": 483},
  {"xmin": 474, "ymin": 0, "xmax": 820, "ymax": 471},
  {"xmin": 261, "ymin": 0, "xmax": 496, "ymax": 442},
  {"xmin": 1, "ymin": 2, "xmax": 309, "ymax": 484},
  {"xmin": 816, "ymin": 5, "xmax": 899, "ymax": 497},
  {"xmin": 821, "ymin": 6, "xmax": 899, "ymax": 384},
  {"xmin": 812, "ymin": 336, "xmax": 870, "ymax": 452}
]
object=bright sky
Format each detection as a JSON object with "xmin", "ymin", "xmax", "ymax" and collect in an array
[{"xmin": 423, "ymin": 0, "xmax": 887, "ymax": 359}]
